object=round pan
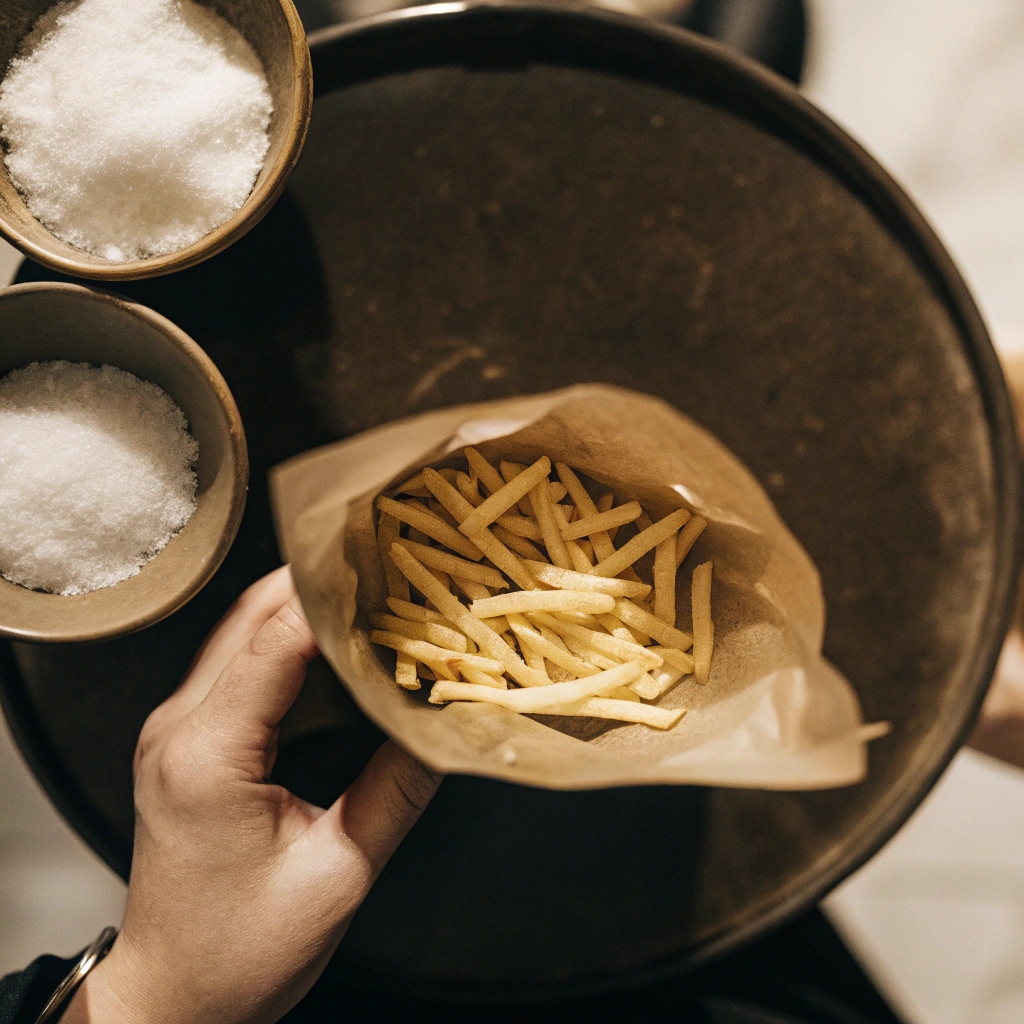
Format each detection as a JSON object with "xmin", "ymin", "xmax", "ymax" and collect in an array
[{"xmin": 1, "ymin": 2, "xmax": 1018, "ymax": 1003}]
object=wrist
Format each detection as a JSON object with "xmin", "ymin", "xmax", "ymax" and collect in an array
[{"xmin": 61, "ymin": 943, "xmax": 153, "ymax": 1024}]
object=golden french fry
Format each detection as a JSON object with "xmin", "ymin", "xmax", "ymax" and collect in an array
[
  {"xmin": 675, "ymin": 515, "xmax": 707, "ymax": 567},
  {"xmin": 458, "ymin": 663, "xmax": 508, "ymax": 689},
  {"xmin": 376, "ymin": 495, "xmax": 484, "ymax": 561},
  {"xmin": 388, "ymin": 544, "xmax": 549, "ymax": 687},
  {"xmin": 499, "ymin": 460, "xmax": 535, "ymax": 516},
  {"xmin": 429, "ymin": 660, "xmax": 647, "ymax": 712},
  {"xmin": 376, "ymin": 511, "xmax": 410, "ymax": 601},
  {"xmin": 596, "ymin": 491, "xmax": 622, "ymax": 544},
  {"xmin": 542, "ymin": 698, "xmax": 685, "ymax": 729},
  {"xmin": 597, "ymin": 611, "xmax": 650, "ymax": 645},
  {"xmin": 450, "ymin": 576, "xmax": 493, "ymax": 601},
  {"xmin": 455, "ymin": 471, "xmax": 484, "ymax": 507},
  {"xmin": 653, "ymin": 534, "xmax": 678, "ymax": 625},
  {"xmin": 629, "ymin": 674, "xmax": 662, "ymax": 700},
  {"xmin": 511, "ymin": 621, "xmax": 601, "ymax": 677},
  {"xmin": 494, "ymin": 512, "xmax": 544, "ymax": 541},
  {"xmin": 653, "ymin": 646, "xmax": 694, "ymax": 674},
  {"xmin": 491, "ymin": 524, "xmax": 546, "ymax": 560},
  {"xmin": 647, "ymin": 663, "xmax": 687, "ymax": 699},
  {"xmin": 368, "ymin": 612, "xmax": 470, "ymax": 653},
  {"xmin": 589, "ymin": 508, "xmax": 691, "ymax": 578},
  {"xmin": 530, "ymin": 473, "xmax": 573, "ymax": 570},
  {"xmin": 522, "ymin": 561, "xmax": 651, "ymax": 598},
  {"xmin": 393, "ymin": 470, "xmax": 426, "ymax": 494},
  {"xmin": 529, "ymin": 610, "xmax": 663, "ymax": 670},
  {"xmin": 560, "ymin": 501, "xmax": 642, "ymax": 541},
  {"xmin": 395, "ymin": 652, "xmax": 420, "ymax": 690},
  {"xmin": 566, "ymin": 540, "xmax": 594, "ymax": 573},
  {"xmin": 613, "ymin": 598, "xmax": 693, "ymax": 651},
  {"xmin": 459, "ymin": 455, "xmax": 551, "ymax": 535},
  {"xmin": 427, "ymin": 498, "xmax": 460, "ymax": 528},
  {"xmin": 370, "ymin": 630, "xmax": 507, "ymax": 675},
  {"xmin": 422, "ymin": 468, "xmax": 540, "ymax": 590},
  {"xmin": 396, "ymin": 539, "xmax": 507, "ymax": 589},
  {"xmin": 470, "ymin": 590, "xmax": 615, "ymax": 618},
  {"xmin": 465, "ymin": 447, "xmax": 506, "ymax": 496},
  {"xmin": 385, "ymin": 597, "xmax": 449, "ymax": 625},
  {"xmin": 692, "ymin": 561, "xmax": 714, "ymax": 685}
]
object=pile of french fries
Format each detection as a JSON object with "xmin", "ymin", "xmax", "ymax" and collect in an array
[{"xmin": 369, "ymin": 449, "xmax": 714, "ymax": 730}]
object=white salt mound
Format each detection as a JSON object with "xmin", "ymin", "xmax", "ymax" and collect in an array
[
  {"xmin": 0, "ymin": 0, "xmax": 273, "ymax": 262},
  {"xmin": 0, "ymin": 361, "xmax": 199, "ymax": 596}
]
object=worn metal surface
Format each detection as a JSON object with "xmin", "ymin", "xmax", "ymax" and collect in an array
[{"xmin": 0, "ymin": 5, "xmax": 1018, "ymax": 1002}]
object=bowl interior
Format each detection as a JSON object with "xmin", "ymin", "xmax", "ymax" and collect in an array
[
  {"xmin": 0, "ymin": 0, "xmax": 310, "ymax": 280},
  {"xmin": 0, "ymin": 283, "xmax": 247, "ymax": 642}
]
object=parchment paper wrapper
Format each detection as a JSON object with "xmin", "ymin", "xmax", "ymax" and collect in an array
[{"xmin": 270, "ymin": 385, "xmax": 870, "ymax": 790}]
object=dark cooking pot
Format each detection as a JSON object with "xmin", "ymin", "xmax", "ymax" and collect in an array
[{"xmin": 1, "ymin": 0, "xmax": 1019, "ymax": 1004}]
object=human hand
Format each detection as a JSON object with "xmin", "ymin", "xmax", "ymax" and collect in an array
[{"xmin": 65, "ymin": 566, "xmax": 442, "ymax": 1024}]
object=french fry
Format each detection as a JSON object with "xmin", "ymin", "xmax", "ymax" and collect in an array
[
  {"xmin": 675, "ymin": 515, "xmax": 707, "ymax": 567},
  {"xmin": 455, "ymin": 471, "xmax": 484, "ymax": 507},
  {"xmin": 529, "ymin": 610, "xmax": 663, "ymax": 670},
  {"xmin": 494, "ymin": 512, "xmax": 544, "ymax": 541},
  {"xmin": 429, "ymin": 660, "xmax": 647, "ymax": 712},
  {"xmin": 470, "ymin": 590, "xmax": 615, "ymax": 618},
  {"xmin": 692, "ymin": 561, "xmax": 714, "ymax": 685},
  {"xmin": 597, "ymin": 491, "xmax": 622, "ymax": 544},
  {"xmin": 465, "ymin": 447, "xmax": 507, "ymax": 496},
  {"xmin": 560, "ymin": 501, "xmax": 642, "ymax": 541},
  {"xmin": 646, "ymin": 663, "xmax": 687, "ymax": 699},
  {"xmin": 389, "ymin": 544, "xmax": 549, "ymax": 687},
  {"xmin": 422, "ymin": 468, "xmax": 540, "ymax": 590},
  {"xmin": 522, "ymin": 561, "xmax": 651, "ymax": 598},
  {"xmin": 393, "ymin": 470, "xmax": 426, "ymax": 494},
  {"xmin": 597, "ymin": 611, "xmax": 649, "ymax": 645},
  {"xmin": 459, "ymin": 663, "xmax": 508, "ymax": 689},
  {"xmin": 450, "ymin": 576, "xmax": 494, "ymax": 602},
  {"xmin": 376, "ymin": 495, "xmax": 483, "ymax": 561},
  {"xmin": 653, "ymin": 646, "xmax": 694, "ymax": 674},
  {"xmin": 530, "ymin": 473, "xmax": 573, "ymax": 570},
  {"xmin": 370, "ymin": 630, "xmax": 506, "ymax": 675},
  {"xmin": 566, "ymin": 539, "xmax": 594, "ymax": 574},
  {"xmin": 613, "ymin": 598, "xmax": 693, "ymax": 651},
  {"xmin": 395, "ymin": 539, "xmax": 508, "ymax": 589},
  {"xmin": 543, "ymin": 698, "xmax": 685, "ymax": 729},
  {"xmin": 427, "ymin": 498, "xmax": 460, "ymax": 528},
  {"xmin": 589, "ymin": 508, "xmax": 691, "ymax": 579},
  {"xmin": 459, "ymin": 455, "xmax": 551, "ymax": 536},
  {"xmin": 376, "ymin": 511, "xmax": 410, "ymax": 601},
  {"xmin": 491, "ymin": 524, "xmax": 547, "ymax": 560},
  {"xmin": 499, "ymin": 460, "xmax": 536, "ymax": 516},
  {"xmin": 395, "ymin": 652, "xmax": 420, "ymax": 690},
  {"xmin": 653, "ymin": 534, "xmax": 678, "ymax": 625},
  {"xmin": 511, "ymin": 621, "xmax": 601, "ymax": 678},
  {"xmin": 385, "ymin": 597, "xmax": 450, "ymax": 625},
  {"xmin": 368, "ymin": 613, "xmax": 470, "ymax": 653}
]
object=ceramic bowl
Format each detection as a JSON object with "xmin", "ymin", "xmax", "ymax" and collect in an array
[
  {"xmin": 0, "ymin": 282, "xmax": 248, "ymax": 642},
  {"xmin": 0, "ymin": 0, "xmax": 312, "ymax": 281}
]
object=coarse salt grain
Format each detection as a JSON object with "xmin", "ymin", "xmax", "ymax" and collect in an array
[
  {"xmin": 0, "ymin": 361, "xmax": 199, "ymax": 596},
  {"xmin": 0, "ymin": 0, "xmax": 273, "ymax": 262}
]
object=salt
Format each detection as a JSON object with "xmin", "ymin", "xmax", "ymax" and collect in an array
[
  {"xmin": 0, "ymin": 361, "xmax": 199, "ymax": 596},
  {"xmin": 0, "ymin": 0, "xmax": 273, "ymax": 262}
]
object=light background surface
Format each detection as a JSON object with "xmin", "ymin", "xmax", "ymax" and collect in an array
[{"xmin": 3, "ymin": 3, "xmax": 1024, "ymax": 1021}]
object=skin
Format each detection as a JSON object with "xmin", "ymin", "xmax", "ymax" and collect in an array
[{"xmin": 63, "ymin": 566, "xmax": 442, "ymax": 1024}]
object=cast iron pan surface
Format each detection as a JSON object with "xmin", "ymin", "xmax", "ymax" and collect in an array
[{"xmin": 0, "ymin": 4, "xmax": 1018, "ymax": 1002}]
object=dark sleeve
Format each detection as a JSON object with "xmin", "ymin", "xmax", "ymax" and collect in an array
[{"xmin": 0, "ymin": 955, "xmax": 77, "ymax": 1024}]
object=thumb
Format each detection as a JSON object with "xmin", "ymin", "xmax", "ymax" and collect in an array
[{"xmin": 317, "ymin": 741, "xmax": 443, "ymax": 875}]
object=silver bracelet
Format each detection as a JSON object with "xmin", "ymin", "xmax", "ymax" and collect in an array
[{"xmin": 34, "ymin": 927, "xmax": 118, "ymax": 1024}]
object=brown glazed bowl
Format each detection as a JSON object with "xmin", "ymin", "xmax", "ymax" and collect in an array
[
  {"xmin": 0, "ymin": 282, "xmax": 248, "ymax": 642},
  {"xmin": 0, "ymin": 0, "xmax": 312, "ymax": 281}
]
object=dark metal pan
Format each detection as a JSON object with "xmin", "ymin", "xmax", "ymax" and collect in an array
[{"xmin": 1, "ymin": 2, "xmax": 1018, "ymax": 1003}]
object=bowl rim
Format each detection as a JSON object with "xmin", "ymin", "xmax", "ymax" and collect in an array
[
  {"xmin": 0, "ymin": 0, "xmax": 313, "ymax": 283},
  {"xmin": 0, "ymin": 281, "xmax": 249, "ymax": 644},
  {"xmin": 301, "ymin": 2, "xmax": 1023, "ymax": 999}
]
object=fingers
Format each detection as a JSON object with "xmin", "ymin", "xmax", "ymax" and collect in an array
[
  {"xmin": 197, "ymin": 596, "xmax": 320, "ymax": 757},
  {"xmin": 163, "ymin": 566, "xmax": 298, "ymax": 724},
  {"xmin": 318, "ymin": 742, "xmax": 443, "ymax": 875}
]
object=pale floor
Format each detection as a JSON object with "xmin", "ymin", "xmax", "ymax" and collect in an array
[{"xmin": 4, "ymin": 3, "xmax": 1024, "ymax": 1022}]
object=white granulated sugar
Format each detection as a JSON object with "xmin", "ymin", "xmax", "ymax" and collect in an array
[
  {"xmin": 0, "ymin": 0, "xmax": 273, "ymax": 262},
  {"xmin": 0, "ymin": 361, "xmax": 199, "ymax": 596}
]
